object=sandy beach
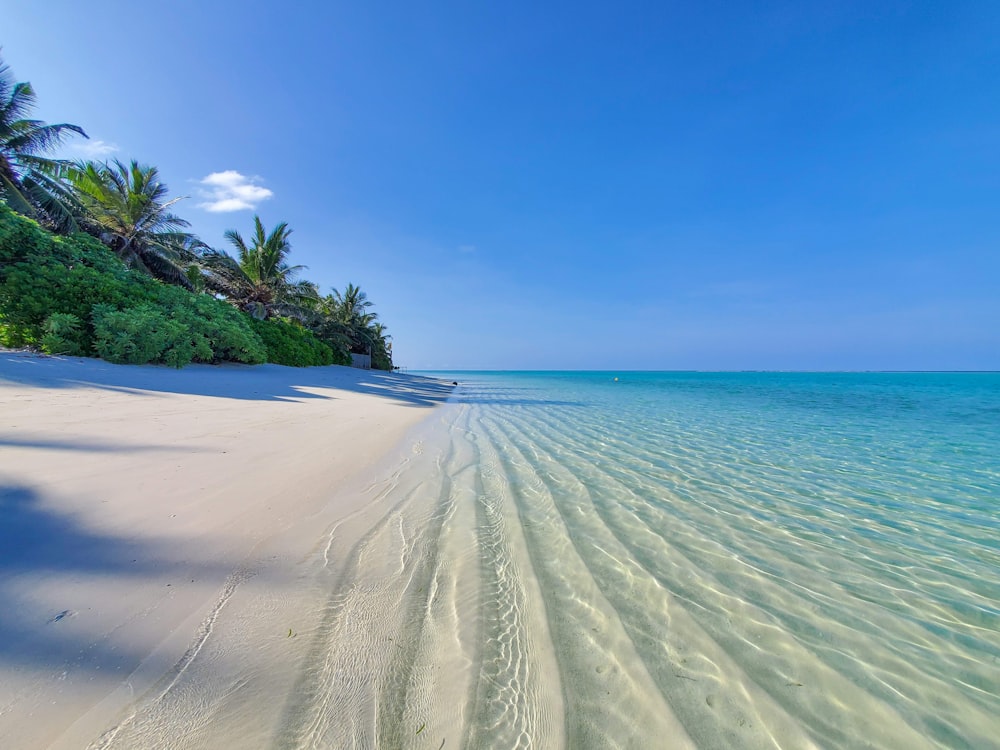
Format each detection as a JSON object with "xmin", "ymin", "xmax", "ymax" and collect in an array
[{"xmin": 0, "ymin": 351, "xmax": 453, "ymax": 749}]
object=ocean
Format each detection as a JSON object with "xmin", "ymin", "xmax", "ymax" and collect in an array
[
  {"xmin": 347, "ymin": 370, "xmax": 998, "ymax": 749},
  {"xmin": 96, "ymin": 370, "xmax": 1000, "ymax": 749}
]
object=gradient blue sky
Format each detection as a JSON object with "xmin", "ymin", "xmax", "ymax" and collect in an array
[{"xmin": 4, "ymin": 1, "xmax": 998, "ymax": 369}]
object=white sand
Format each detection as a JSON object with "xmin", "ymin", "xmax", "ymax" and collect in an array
[{"xmin": 0, "ymin": 351, "xmax": 453, "ymax": 749}]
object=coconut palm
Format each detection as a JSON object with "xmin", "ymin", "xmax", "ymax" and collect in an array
[
  {"xmin": 309, "ymin": 314, "xmax": 354, "ymax": 360},
  {"xmin": 369, "ymin": 321, "xmax": 393, "ymax": 370},
  {"xmin": 68, "ymin": 159, "xmax": 201, "ymax": 287},
  {"xmin": 370, "ymin": 321, "xmax": 390, "ymax": 346},
  {"xmin": 323, "ymin": 283, "xmax": 381, "ymax": 353},
  {"xmin": 201, "ymin": 215, "xmax": 318, "ymax": 319},
  {"xmin": 0, "ymin": 55, "xmax": 87, "ymax": 231},
  {"xmin": 326, "ymin": 282, "xmax": 376, "ymax": 326}
]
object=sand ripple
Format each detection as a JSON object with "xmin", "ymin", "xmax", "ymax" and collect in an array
[{"xmin": 91, "ymin": 373, "xmax": 1000, "ymax": 748}]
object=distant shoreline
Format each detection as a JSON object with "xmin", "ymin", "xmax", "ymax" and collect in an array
[{"xmin": 415, "ymin": 367, "xmax": 1000, "ymax": 374}]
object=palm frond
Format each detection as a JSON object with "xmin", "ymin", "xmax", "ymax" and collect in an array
[
  {"xmin": 19, "ymin": 169, "xmax": 83, "ymax": 232},
  {"xmin": 0, "ymin": 80, "xmax": 38, "ymax": 125},
  {"xmin": 66, "ymin": 159, "xmax": 196, "ymax": 286},
  {"xmin": 4, "ymin": 121, "xmax": 87, "ymax": 155},
  {"xmin": 0, "ymin": 172, "xmax": 35, "ymax": 214},
  {"xmin": 0, "ymin": 56, "xmax": 87, "ymax": 230},
  {"xmin": 216, "ymin": 215, "xmax": 313, "ymax": 318}
]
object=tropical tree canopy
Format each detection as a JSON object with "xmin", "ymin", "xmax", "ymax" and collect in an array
[
  {"xmin": 323, "ymin": 283, "xmax": 392, "ymax": 358},
  {"xmin": 0, "ymin": 52, "xmax": 398, "ymax": 370},
  {"xmin": 324, "ymin": 282, "xmax": 375, "ymax": 326},
  {"xmin": 68, "ymin": 159, "xmax": 201, "ymax": 287},
  {"xmin": 368, "ymin": 321, "xmax": 393, "ymax": 370},
  {"xmin": 201, "ymin": 214, "xmax": 318, "ymax": 319},
  {"xmin": 0, "ymin": 55, "xmax": 86, "ymax": 231}
]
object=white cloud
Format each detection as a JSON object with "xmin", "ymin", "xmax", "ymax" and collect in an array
[
  {"xmin": 196, "ymin": 170, "xmax": 273, "ymax": 212},
  {"xmin": 68, "ymin": 139, "xmax": 119, "ymax": 157}
]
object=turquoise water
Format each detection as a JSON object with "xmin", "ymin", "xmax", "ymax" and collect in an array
[
  {"xmin": 89, "ymin": 370, "xmax": 1000, "ymax": 748},
  {"xmin": 417, "ymin": 371, "xmax": 1000, "ymax": 748}
]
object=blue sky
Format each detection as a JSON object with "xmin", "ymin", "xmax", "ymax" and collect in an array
[{"xmin": 4, "ymin": 1, "xmax": 999, "ymax": 369}]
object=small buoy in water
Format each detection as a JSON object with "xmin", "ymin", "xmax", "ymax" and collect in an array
[{"xmin": 613, "ymin": 377, "xmax": 619, "ymax": 382}]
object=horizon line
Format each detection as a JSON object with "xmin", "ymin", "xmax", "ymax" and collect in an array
[{"xmin": 406, "ymin": 369, "xmax": 1000, "ymax": 374}]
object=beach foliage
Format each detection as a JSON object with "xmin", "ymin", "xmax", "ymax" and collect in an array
[
  {"xmin": 0, "ymin": 54, "xmax": 397, "ymax": 370},
  {"xmin": 40, "ymin": 312, "xmax": 86, "ymax": 356},
  {"xmin": 368, "ymin": 321, "xmax": 393, "ymax": 371},
  {"xmin": 309, "ymin": 316, "xmax": 355, "ymax": 363},
  {"xmin": 67, "ymin": 159, "xmax": 202, "ymax": 288},
  {"xmin": 321, "ymin": 283, "xmax": 377, "ymax": 350},
  {"xmin": 91, "ymin": 303, "xmax": 188, "ymax": 365},
  {"xmin": 317, "ymin": 283, "xmax": 393, "ymax": 369},
  {"xmin": 0, "ymin": 204, "xmax": 266, "ymax": 366},
  {"xmin": 200, "ymin": 215, "xmax": 318, "ymax": 320},
  {"xmin": 0, "ymin": 54, "xmax": 87, "ymax": 232},
  {"xmin": 249, "ymin": 316, "xmax": 344, "ymax": 367}
]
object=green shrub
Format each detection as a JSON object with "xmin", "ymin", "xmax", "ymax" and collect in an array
[
  {"xmin": 331, "ymin": 346, "xmax": 352, "ymax": 367},
  {"xmin": 310, "ymin": 319, "xmax": 353, "ymax": 365},
  {"xmin": 89, "ymin": 300, "xmax": 266, "ymax": 368},
  {"xmin": 157, "ymin": 287, "xmax": 265, "ymax": 365},
  {"xmin": 91, "ymin": 303, "xmax": 178, "ymax": 365},
  {"xmin": 0, "ymin": 205, "xmax": 268, "ymax": 366},
  {"xmin": 0, "ymin": 202, "xmax": 53, "ymax": 267},
  {"xmin": 372, "ymin": 348, "xmax": 393, "ymax": 371},
  {"xmin": 40, "ymin": 312, "xmax": 87, "ymax": 356},
  {"xmin": 250, "ymin": 317, "xmax": 335, "ymax": 367}
]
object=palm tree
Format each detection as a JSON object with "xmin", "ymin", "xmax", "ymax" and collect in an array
[
  {"xmin": 68, "ymin": 160, "xmax": 201, "ymax": 287},
  {"xmin": 370, "ymin": 321, "xmax": 390, "ymax": 346},
  {"xmin": 0, "ymin": 55, "xmax": 87, "ymax": 231},
  {"xmin": 310, "ymin": 314, "xmax": 354, "ymax": 359},
  {"xmin": 327, "ymin": 282, "xmax": 376, "ymax": 325},
  {"xmin": 201, "ymin": 215, "xmax": 318, "ymax": 319},
  {"xmin": 369, "ymin": 321, "xmax": 393, "ymax": 370},
  {"xmin": 323, "ymin": 283, "xmax": 380, "ymax": 353}
]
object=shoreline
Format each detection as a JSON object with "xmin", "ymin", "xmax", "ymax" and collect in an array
[{"xmin": 0, "ymin": 351, "xmax": 453, "ymax": 749}]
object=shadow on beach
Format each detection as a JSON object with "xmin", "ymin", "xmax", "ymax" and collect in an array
[
  {"xmin": 0, "ymin": 483, "xmax": 198, "ymax": 674},
  {"xmin": 0, "ymin": 351, "xmax": 455, "ymax": 407}
]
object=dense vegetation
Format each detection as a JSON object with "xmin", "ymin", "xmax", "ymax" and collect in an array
[{"xmin": 0, "ymin": 55, "xmax": 393, "ymax": 369}]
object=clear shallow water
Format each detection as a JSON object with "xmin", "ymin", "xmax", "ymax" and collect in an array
[
  {"xmin": 418, "ymin": 371, "xmax": 1000, "ymax": 748},
  {"xmin": 96, "ymin": 371, "xmax": 1000, "ymax": 749}
]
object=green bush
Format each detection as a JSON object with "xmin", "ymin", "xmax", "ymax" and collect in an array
[
  {"xmin": 0, "ymin": 204, "xmax": 267, "ymax": 366},
  {"xmin": 250, "ymin": 317, "xmax": 336, "ymax": 367},
  {"xmin": 91, "ymin": 303, "xmax": 179, "ymax": 365},
  {"xmin": 157, "ymin": 289, "xmax": 265, "ymax": 366},
  {"xmin": 40, "ymin": 312, "xmax": 87, "ymax": 356},
  {"xmin": 372, "ymin": 348, "xmax": 393, "ymax": 371},
  {"xmin": 310, "ymin": 319, "xmax": 353, "ymax": 366},
  {"xmin": 331, "ymin": 347, "xmax": 352, "ymax": 367},
  {"xmin": 0, "ymin": 203, "xmax": 56, "ymax": 268}
]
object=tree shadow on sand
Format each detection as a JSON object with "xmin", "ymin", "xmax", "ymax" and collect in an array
[
  {"xmin": 0, "ymin": 483, "xmax": 222, "ymax": 674},
  {"xmin": 0, "ymin": 351, "xmax": 455, "ymax": 406}
]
